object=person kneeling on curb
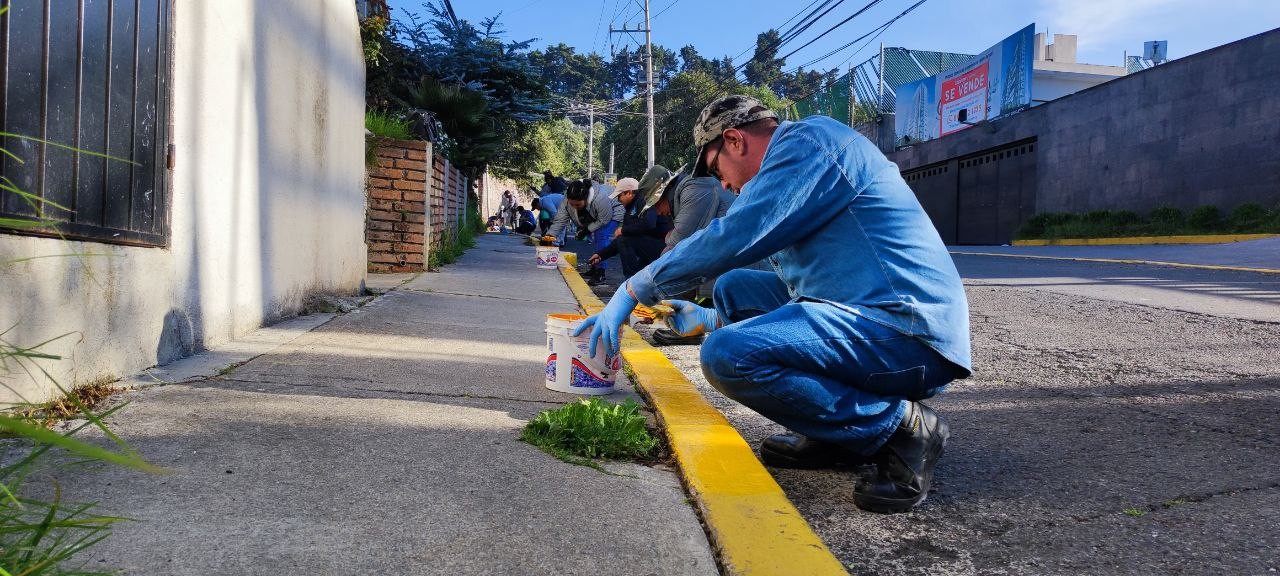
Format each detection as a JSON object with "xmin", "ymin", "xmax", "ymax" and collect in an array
[{"xmin": 574, "ymin": 95, "xmax": 972, "ymax": 513}]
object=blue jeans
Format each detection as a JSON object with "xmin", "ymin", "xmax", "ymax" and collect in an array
[
  {"xmin": 701, "ymin": 269, "xmax": 961, "ymax": 455},
  {"xmin": 591, "ymin": 221, "xmax": 620, "ymax": 272}
]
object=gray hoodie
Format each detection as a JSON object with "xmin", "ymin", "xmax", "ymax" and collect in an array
[{"xmin": 545, "ymin": 184, "xmax": 624, "ymax": 239}]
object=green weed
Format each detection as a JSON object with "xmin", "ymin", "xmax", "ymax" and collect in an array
[
  {"xmin": 520, "ymin": 398, "xmax": 659, "ymax": 471},
  {"xmin": 1123, "ymin": 507, "xmax": 1147, "ymax": 517}
]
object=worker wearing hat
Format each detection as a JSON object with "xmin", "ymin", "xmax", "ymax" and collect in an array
[
  {"xmin": 586, "ymin": 169, "xmax": 676, "ymax": 284},
  {"xmin": 574, "ymin": 94, "xmax": 972, "ymax": 513}
]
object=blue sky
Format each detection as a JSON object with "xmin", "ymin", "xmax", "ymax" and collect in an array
[{"xmin": 388, "ymin": 0, "xmax": 1279, "ymax": 73}]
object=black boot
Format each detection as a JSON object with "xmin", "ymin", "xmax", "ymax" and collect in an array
[
  {"xmin": 760, "ymin": 432, "xmax": 870, "ymax": 469},
  {"xmin": 584, "ymin": 267, "xmax": 607, "ymax": 286},
  {"xmin": 853, "ymin": 401, "xmax": 949, "ymax": 513},
  {"xmin": 650, "ymin": 328, "xmax": 704, "ymax": 346}
]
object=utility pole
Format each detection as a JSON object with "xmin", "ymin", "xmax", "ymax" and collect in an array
[
  {"xmin": 609, "ymin": 1, "xmax": 656, "ymax": 169},
  {"xmin": 587, "ymin": 107, "xmax": 595, "ymax": 178},
  {"xmin": 609, "ymin": 143, "xmax": 615, "ymax": 175},
  {"xmin": 643, "ymin": 0, "xmax": 655, "ymax": 169}
]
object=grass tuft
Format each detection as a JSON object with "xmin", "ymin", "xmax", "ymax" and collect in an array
[
  {"xmin": 520, "ymin": 398, "xmax": 659, "ymax": 471},
  {"xmin": 7, "ymin": 380, "xmax": 122, "ymax": 431}
]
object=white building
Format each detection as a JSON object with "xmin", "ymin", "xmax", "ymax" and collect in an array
[
  {"xmin": 1032, "ymin": 33, "xmax": 1129, "ymax": 104},
  {"xmin": 0, "ymin": 0, "xmax": 368, "ymax": 403}
]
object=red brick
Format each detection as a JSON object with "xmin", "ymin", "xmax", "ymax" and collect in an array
[
  {"xmin": 367, "ymin": 231, "xmax": 398, "ymax": 242},
  {"xmin": 404, "ymin": 254, "xmax": 425, "ymax": 264},
  {"xmin": 393, "ymin": 222, "xmax": 422, "ymax": 232},
  {"xmin": 405, "ymin": 149, "xmax": 427, "ymax": 160},
  {"xmin": 368, "ymin": 209, "xmax": 402, "ymax": 222},
  {"xmin": 377, "ymin": 158, "xmax": 397, "ymax": 168},
  {"xmin": 394, "ymin": 201, "xmax": 425, "ymax": 213},
  {"xmin": 368, "ymin": 263, "xmax": 394, "ymax": 273},
  {"xmin": 369, "ymin": 253, "xmax": 404, "ymax": 264},
  {"xmin": 368, "ymin": 241, "xmax": 393, "ymax": 252},
  {"xmin": 393, "ymin": 180, "xmax": 422, "ymax": 191},
  {"xmin": 403, "ymin": 233, "xmax": 425, "ymax": 244},
  {"xmin": 395, "ymin": 159, "xmax": 428, "ymax": 171},
  {"xmin": 376, "ymin": 147, "xmax": 405, "ymax": 159},
  {"xmin": 404, "ymin": 170, "xmax": 427, "ymax": 182},
  {"xmin": 402, "ymin": 191, "xmax": 426, "ymax": 202},
  {"xmin": 371, "ymin": 167, "xmax": 405, "ymax": 179},
  {"xmin": 367, "ymin": 178, "xmax": 391, "ymax": 188},
  {"xmin": 368, "ymin": 220, "xmax": 394, "ymax": 231},
  {"xmin": 404, "ymin": 213, "xmax": 426, "ymax": 224},
  {"xmin": 369, "ymin": 188, "xmax": 401, "ymax": 201},
  {"xmin": 369, "ymin": 199, "xmax": 396, "ymax": 212}
]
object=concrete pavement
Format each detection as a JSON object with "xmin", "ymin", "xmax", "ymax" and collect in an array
[
  {"xmin": 51, "ymin": 233, "xmax": 717, "ymax": 575},
  {"xmin": 648, "ymin": 255, "xmax": 1280, "ymax": 575}
]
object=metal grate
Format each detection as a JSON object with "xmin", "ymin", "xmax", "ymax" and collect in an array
[{"xmin": 0, "ymin": 0, "xmax": 171, "ymax": 247}]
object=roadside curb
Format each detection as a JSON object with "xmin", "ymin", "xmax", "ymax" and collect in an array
[
  {"xmin": 558, "ymin": 266, "xmax": 848, "ymax": 576},
  {"xmin": 949, "ymin": 250, "xmax": 1280, "ymax": 275},
  {"xmin": 1012, "ymin": 233, "xmax": 1278, "ymax": 246}
]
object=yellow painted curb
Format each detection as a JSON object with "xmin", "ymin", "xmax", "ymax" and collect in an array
[
  {"xmin": 950, "ymin": 251, "xmax": 1280, "ymax": 275},
  {"xmin": 558, "ymin": 265, "xmax": 848, "ymax": 576},
  {"xmin": 1012, "ymin": 233, "xmax": 1278, "ymax": 246}
]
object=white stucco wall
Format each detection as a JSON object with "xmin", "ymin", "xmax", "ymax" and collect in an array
[{"xmin": 0, "ymin": 0, "xmax": 366, "ymax": 404}]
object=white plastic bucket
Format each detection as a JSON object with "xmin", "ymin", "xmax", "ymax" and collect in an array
[
  {"xmin": 535, "ymin": 246, "xmax": 559, "ymax": 269},
  {"xmin": 544, "ymin": 314, "xmax": 620, "ymax": 395}
]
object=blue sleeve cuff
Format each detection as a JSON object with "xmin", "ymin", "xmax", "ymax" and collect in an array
[{"xmin": 627, "ymin": 270, "xmax": 659, "ymax": 305}]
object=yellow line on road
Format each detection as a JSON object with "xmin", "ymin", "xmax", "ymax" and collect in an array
[
  {"xmin": 1012, "ymin": 233, "xmax": 1278, "ymax": 246},
  {"xmin": 559, "ymin": 266, "xmax": 848, "ymax": 576},
  {"xmin": 950, "ymin": 251, "xmax": 1280, "ymax": 275}
]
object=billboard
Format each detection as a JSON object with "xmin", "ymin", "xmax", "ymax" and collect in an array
[{"xmin": 895, "ymin": 24, "xmax": 1034, "ymax": 146}]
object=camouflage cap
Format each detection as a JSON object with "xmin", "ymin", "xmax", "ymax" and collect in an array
[
  {"xmin": 691, "ymin": 95, "xmax": 778, "ymax": 177},
  {"xmin": 643, "ymin": 163, "xmax": 687, "ymax": 212}
]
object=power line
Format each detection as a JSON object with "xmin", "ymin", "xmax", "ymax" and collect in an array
[
  {"xmin": 650, "ymin": 0, "xmax": 681, "ymax": 20},
  {"xmin": 777, "ymin": 0, "xmax": 887, "ymax": 63}
]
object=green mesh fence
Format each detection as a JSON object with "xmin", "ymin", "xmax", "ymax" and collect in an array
[{"xmin": 790, "ymin": 73, "xmax": 852, "ymax": 125}]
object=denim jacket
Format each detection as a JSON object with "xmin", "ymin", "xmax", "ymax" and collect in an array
[{"xmin": 628, "ymin": 116, "xmax": 972, "ymax": 371}]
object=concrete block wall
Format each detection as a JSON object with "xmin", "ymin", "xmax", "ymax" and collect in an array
[{"xmin": 367, "ymin": 139, "xmax": 429, "ymax": 272}]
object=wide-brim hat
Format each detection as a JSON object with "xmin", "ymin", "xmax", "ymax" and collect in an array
[
  {"xmin": 636, "ymin": 165, "xmax": 677, "ymax": 209},
  {"xmin": 644, "ymin": 164, "xmax": 687, "ymax": 212},
  {"xmin": 691, "ymin": 95, "xmax": 778, "ymax": 178},
  {"xmin": 608, "ymin": 177, "xmax": 641, "ymax": 199}
]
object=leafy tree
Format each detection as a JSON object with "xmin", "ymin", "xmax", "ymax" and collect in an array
[
  {"xmin": 744, "ymin": 29, "xmax": 785, "ymax": 93},
  {"xmin": 601, "ymin": 71, "xmax": 786, "ymax": 179},
  {"xmin": 679, "ymin": 45, "xmax": 710, "ymax": 74}
]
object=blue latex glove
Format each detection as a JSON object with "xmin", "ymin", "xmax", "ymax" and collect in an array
[
  {"xmin": 663, "ymin": 299, "xmax": 721, "ymax": 337},
  {"xmin": 573, "ymin": 283, "xmax": 638, "ymax": 357}
]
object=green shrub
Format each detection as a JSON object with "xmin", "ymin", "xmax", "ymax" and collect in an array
[
  {"xmin": 1016, "ymin": 212, "xmax": 1077, "ymax": 239},
  {"xmin": 1147, "ymin": 206, "xmax": 1184, "ymax": 230},
  {"xmin": 1227, "ymin": 203, "xmax": 1269, "ymax": 231},
  {"xmin": 364, "ymin": 110, "xmax": 412, "ymax": 140},
  {"xmin": 1187, "ymin": 206, "xmax": 1221, "ymax": 230}
]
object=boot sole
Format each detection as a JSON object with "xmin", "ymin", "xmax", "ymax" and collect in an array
[
  {"xmin": 759, "ymin": 445, "xmax": 868, "ymax": 470},
  {"xmin": 854, "ymin": 418, "xmax": 951, "ymax": 514}
]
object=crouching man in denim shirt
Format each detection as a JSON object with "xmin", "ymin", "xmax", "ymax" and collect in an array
[{"xmin": 575, "ymin": 95, "xmax": 972, "ymax": 513}]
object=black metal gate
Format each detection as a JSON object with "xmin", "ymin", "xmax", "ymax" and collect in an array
[
  {"xmin": 0, "ymin": 0, "xmax": 171, "ymax": 247},
  {"xmin": 902, "ymin": 139, "xmax": 1037, "ymax": 245}
]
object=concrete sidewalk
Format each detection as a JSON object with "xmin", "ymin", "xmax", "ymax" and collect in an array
[
  {"xmin": 54, "ymin": 234, "xmax": 717, "ymax": 575},
  {"xmin": 949, "ymin": 236, "xmax": 1280, "ymax": 271}
]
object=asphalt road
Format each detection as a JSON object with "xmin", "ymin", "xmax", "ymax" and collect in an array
[{"xmin": 627, "ymin": 253, "xmax": 1280, "ymax": 575}]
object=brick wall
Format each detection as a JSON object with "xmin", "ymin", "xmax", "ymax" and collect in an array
[
  {"xmin": 367, "ymin": 138, "xmax": 429, "ymax": 272},
  {"xmin": 366, "ymin": 138, "xmax": 470, "ymax": 272}
]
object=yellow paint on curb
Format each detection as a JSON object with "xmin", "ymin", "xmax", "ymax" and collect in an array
[
  {"xmin": 1012, "ymin": 233, "xmax": 1278, "ymax": 246},
  {"xmin": 950, "ymin": 251, "xmax": 1280, "ymax": 275},
  {"xmin": 558, "ymin": 265, "xmax": 848, "ymax": 576}
]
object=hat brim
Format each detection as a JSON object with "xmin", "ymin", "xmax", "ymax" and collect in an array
[{"xmin": 691, "ymin": 143, "xmax": 710, "ymax": 178}]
